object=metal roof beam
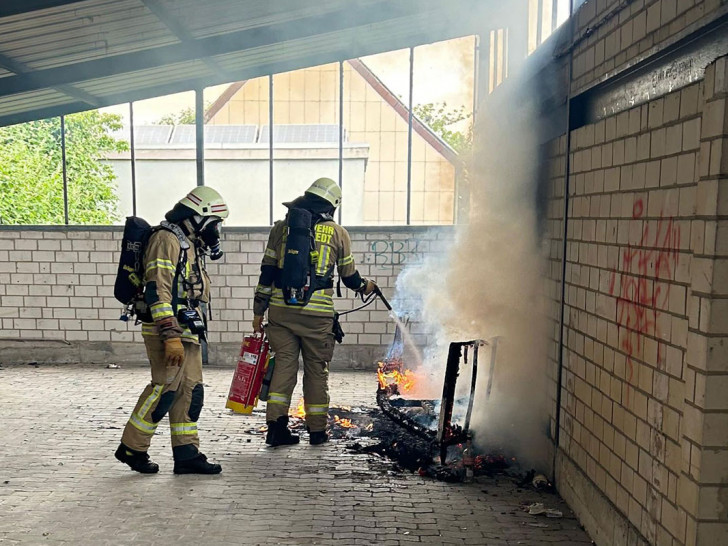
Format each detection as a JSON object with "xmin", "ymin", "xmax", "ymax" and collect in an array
[
  {"xmin": 0, "ymin": 19, "xmax": 471, "ymax": 128},
  {"xmin": 0, "ymin": 52, "xmax": 100, "ymax": 107},
  {"xmin": 0, "ymin": 0, "xmax": 89, "ymax": 18},
  {"xmin": 0, "ymin": 0, "xmax": 429, "ymax": 98},
  {"xmin": 140, "ymin": 0, "xmax": 231, "ymax": 82}
]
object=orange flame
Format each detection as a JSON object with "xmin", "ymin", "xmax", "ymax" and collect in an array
[
  {"xmin": 377, "ymin": 361, "xmax": 417, "ymax": 393},
  {"xmin": 333, "ymin": 415, "xmax": 356, "ymax": 428},
  {"xmin": 290, "ymin": 398, "xmax": 306, "ymax": 419}
]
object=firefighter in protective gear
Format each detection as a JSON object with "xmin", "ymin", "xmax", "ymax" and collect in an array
[
  {"xmin": 253, "ymin": 177, "xmax": 377, "ymax": 446},
  {"xmin": 115, "ymin": 186, "xmax": 228, "ymax": 474}
]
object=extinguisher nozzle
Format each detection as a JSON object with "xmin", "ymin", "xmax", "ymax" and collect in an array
[{"xmin": 374, "ymin": 287, "xmax": 392, "ymax": 311}]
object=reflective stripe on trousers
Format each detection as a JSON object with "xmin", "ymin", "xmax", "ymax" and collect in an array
[
  {"xmin": 170, "ymin": 422, "xmax": 198, "ymax": 436},
  {"xmin": 267, "ymin": 392, "xmax": 290, "ymax": 406}
]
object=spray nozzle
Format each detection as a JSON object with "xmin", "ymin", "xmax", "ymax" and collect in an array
[{"xmin": 374, "ymin": 285, "xmax": 392, "ymax": 311}]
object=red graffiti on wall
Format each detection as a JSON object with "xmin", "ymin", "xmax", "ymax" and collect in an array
[{"xmin": 608, "ymin": 199, "xmax": 680, "ymax": 405}]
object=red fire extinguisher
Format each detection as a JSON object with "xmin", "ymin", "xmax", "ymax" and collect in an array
[{"xmin": 226, "ymin": 333, "xmax": 274, "ymax": 414}]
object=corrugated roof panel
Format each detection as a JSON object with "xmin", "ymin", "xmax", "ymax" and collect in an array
[
  {"xmin": 73, "ymin": 60, "xmax": 212, "ymax": 95},
  {"xmin": 0, "ymin": 90, "xmax": 70, "ymax": 116},
  {"xmin": 0, "ymin": 0, "xmax": 121, "ymax": 30},
  {"xmin": 0, "ymin": 0, "xmax": 178, "ymax": 70},
  {"xmin": 9, "ymin": 24, "xmax": 178, "ymax": 71},
  {"xmin": 168, "ymin": 0, "xmax": 357, "ymax": 39},
  {"xmin": 211, "ymin": 15, "xmax": 419, "ymax": 73},
  {"xmin": 0, "ymin": 0, "xmax": 475, "ymax": 127}
]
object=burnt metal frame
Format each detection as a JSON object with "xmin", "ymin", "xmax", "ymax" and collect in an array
[
  {"xmin": 377, "ymin": 337, "xmax": 499, "ymax": 467},
  {"xmin": 435, "ymin": 340, "xmax": 483, "ymax": 464}
]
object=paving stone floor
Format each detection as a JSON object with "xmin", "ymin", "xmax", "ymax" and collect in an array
[{"xmin": 0, "ymin": 363, "xmax": 592, "ymax": 545}]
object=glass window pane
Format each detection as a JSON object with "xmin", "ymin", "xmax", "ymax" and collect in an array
[
  {"xmin": 0, "ymin": 117, "xmax": 65, "ymax": 225},
  {"xmin": 557, "ymin": 0, "xmax": 571, "ymax": 26},
  {"xmin": 272, "ymin": 63, "xmax": 341, "ymax": 224},
  {"xmin": 204, "ymin": 80, "xmax": 270, "ymax": 226},
  {"xmin": 345, "ymin": 50, "xmax": 411, "ymax": 225},
  {"xmin": 412, "ymin": 37, "xmax": 475, "ymax": 225},
  {"xmin": 123, "ymin": 92, "xmax": 197, "ymax": 225},
  {"xmin": 63, "ymin": 106, "xmax": 130, "ymax": 225},
  {"xmin": 204, "ymin": 76, "xmax": 270, "ymax": 226}
]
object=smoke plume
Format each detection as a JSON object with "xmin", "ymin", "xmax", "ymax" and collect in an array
[{"xmin": 392, "ymin": 66, "xmax": 552, "ymax": 472}]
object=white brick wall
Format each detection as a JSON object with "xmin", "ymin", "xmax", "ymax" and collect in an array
[{"xmin": 0, "ymin": 225, "xmax": 452, "ymax": 363}]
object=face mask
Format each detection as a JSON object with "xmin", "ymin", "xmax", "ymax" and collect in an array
[{"xmin": 198, "ymin": 218, "xmax": 223, "ymax": 260}]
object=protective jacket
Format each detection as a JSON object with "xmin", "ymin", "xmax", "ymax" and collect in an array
[
  {"xmin": 121, "ymin": 224, "xmax": 211, "ymax": 462},
  {"xmin": 254, "ymin": 217, "xmax": 362, "ymax": 318},
  {"xmin": 141, "ymin": 224, "xmax": 210, "ymax": 344}
]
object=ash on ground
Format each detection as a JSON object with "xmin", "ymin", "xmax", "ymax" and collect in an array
[{"xmin": 238, "ymin": 404, "xmax": 538, "ymax": 485}]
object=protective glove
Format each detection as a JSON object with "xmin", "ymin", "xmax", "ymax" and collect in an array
[
  {"xmin": 253, "ymin": 315, "xmax": 265, "ymax": 334},
  {"xmin": 164, "ymin": 337, "xmax": 185, "ymax": 367},
  {"xmin": 361, "ymin": 278, "xmax": 377, "ymax": 296}
]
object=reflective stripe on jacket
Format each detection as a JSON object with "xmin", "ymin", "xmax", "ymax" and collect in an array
[
  {"xmin": 256, "ymin": 219, "xmax": 357, "ymax": 317},
  {"xmin": 141, "ymin": 229, "xmax": 210, "ymax": 344}
]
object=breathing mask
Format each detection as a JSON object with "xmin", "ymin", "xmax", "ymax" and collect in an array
[{"xmin": 197, "ymin": 217, "xmax": 224, "ymax": 260}]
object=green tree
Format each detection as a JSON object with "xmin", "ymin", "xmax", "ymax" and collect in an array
[
  {"xmin": 413, "ymin": 102, "xmax": 472, "ymax": 153},
  {"xmin": 154, "ymin": 106, "xmax": 197, "ymax": 125},
  {"xmin": 0, "ymin": 111, "xmax": 128, "ymax": 225}
]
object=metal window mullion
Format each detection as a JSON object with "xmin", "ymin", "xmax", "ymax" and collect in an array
[
  {"xmin": 406, "ymin": 47, "xmax": 414, "ymax": 226},
  {"xmin": 338, "ymin": 60, "xmax": 344, "ymax": 225},
  {"xmin": 61, "ymin": 115, "xmax": 69, "ymax": 225},
  {"xmin": 268, "ymin": 74, "xmax": 274, "ymax": 226},
  {"xmin": 195, "ymin": 88, "xmax": 204, "ymax": 186},
  {"xmin": 129, "ymin": 102, "xmax": 137, "ymax": 216}
]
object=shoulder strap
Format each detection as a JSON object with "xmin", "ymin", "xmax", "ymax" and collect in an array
[{"xmin": 158, "ymin": 221, "xmax": 190, "ymax": 250}]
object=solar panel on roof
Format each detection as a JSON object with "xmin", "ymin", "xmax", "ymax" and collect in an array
[
  {"xmin": 168, "ymin": 125, "xmax": 258, "ymax": 144},
  {"xmin": 169, "ymin": 125, "xmax": 195, "ymax": 144},
  {"xmin": 134, "ymin": 125, "xmax": 173, "ymax": 145},
  {"xmin": 206, "ymin": 125, "xmax": 258, "ymax": 144},
  {"xmin": 259, "ymin": 124, "xmax": 341, "ymax": 144}
]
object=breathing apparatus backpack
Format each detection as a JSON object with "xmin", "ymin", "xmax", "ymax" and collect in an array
[
  {"xmin": 281, "ymin": 208, "xmax": 333, "ymax": 306},
  {"xmin": 114, "ymin": 217, "xmax": 189, "ymax": 322},
  {"xmin": 114, "ymin": 217, "xmax": 153, "ymax": 313}
]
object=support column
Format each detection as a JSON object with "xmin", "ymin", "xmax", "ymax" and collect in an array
[{"xmin": 195, "ymin": 88, "xmax": 204, "ymax": 187}]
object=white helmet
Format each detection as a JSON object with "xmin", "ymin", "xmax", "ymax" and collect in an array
[
  {"xmin": 305, "ymin": 177, "xmax": 342, "ymax": 207},
  {"xmin": 178, "ymin": 186, "xmax": 229, "ymax": 219}
]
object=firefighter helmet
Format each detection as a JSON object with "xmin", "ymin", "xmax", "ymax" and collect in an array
[
  {"xmin": 178, "ymin": 186, "xmax": 229, "ymax": 220},
  {"xmin": 305, "ymin": 177, "xmax": 342, "ymax": 208}
]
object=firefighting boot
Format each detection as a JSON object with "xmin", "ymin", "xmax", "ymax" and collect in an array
[
  {"xmin": 309, "ymin": 430, "xmax": 329, "ymax": 446},
  {"xmin": 265, "ymin": 416, "xmax": 300, "ymax": 447},
  {"xmin": 173, "ymin": 453, "xmax": 222, "ymax": 475},
  {"xmin": 114, "ymin": 443, "xmax": 159, "ymax": 474}
]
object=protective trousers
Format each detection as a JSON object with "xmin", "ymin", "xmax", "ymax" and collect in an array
[
  {"xmin": 265, "ymin": 310, "xmax": 335, "ymax": 432},
  {"xmin": 121, "ymin": 337, "xmax": 204, "ymax": 461}
]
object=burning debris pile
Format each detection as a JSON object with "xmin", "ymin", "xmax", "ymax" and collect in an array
[
  {"xmin": 239, "ymin": 321, "xmax": 518, "ymax": 483},
  {"xmin": 351, "ymin": 320, "xmax": 511, "ymax": 482}
]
